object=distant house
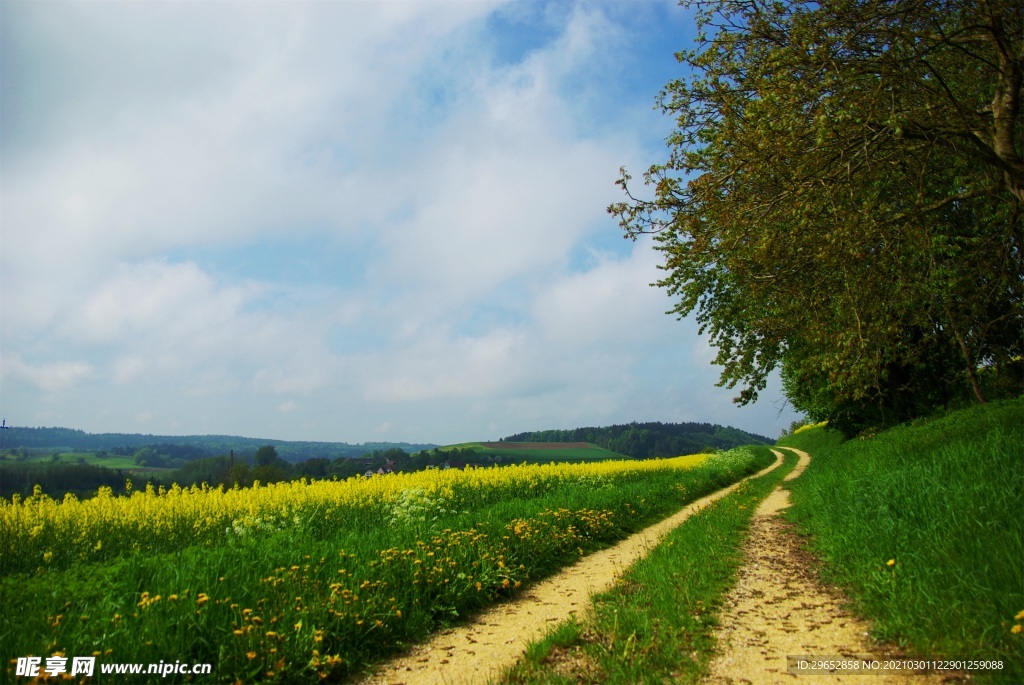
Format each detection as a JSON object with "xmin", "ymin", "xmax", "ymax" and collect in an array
[
  {"xmin": 443, "ymin": 460, "xmax": 467, "ymax": 470},
  {"xmin": 363, "ymin": 470, "xmax": 375, "ymax": 478}
]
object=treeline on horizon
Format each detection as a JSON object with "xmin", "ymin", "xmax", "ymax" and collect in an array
[
  {"xmin": 499, "ymin": 421, "xmax": 771, "ymax": 459},
  {"xmin": 0, "ymin": 426, "xmax": 436, "ymax": 463}
]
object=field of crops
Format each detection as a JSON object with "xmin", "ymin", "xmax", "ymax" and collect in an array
[
  {"xmin": 441, "ymin": 441, "xmax": 629, "ymax": 463},
  {"xmin": 1, "ymin": 447, "xmax": 771, "ymax": 683}
]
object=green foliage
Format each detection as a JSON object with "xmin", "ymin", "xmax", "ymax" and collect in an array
[
  {"xmin": 784, "ymin": 399, "xmax": 1024, "ymax": 683},
  {"xmin": 500, "ymin": 421, "xmax": 771, "ymax": 458},
  {"xmin": 254, "ymin": 445, "xmax": 280, "ymax": 467},
  {"xmin": 611, "ymin": 0, "xmax": 1023, "ymax": 432}
]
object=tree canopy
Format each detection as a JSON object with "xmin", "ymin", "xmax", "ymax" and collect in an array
[
  {"xmin": 612, "ymin": 0, "xmax": 1023, "ymax": 434},
  {"xmin": 500, "ymin": 421, "xmax": 770, "ymax": 458}
]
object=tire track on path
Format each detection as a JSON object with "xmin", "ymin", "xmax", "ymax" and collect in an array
[
  {"xmin": 701, "ymin": 446, "xmax": 957, "ymax": 685},
  {"xmin": 360, "ymin": 452, "xmax": 786, "ymax": 685}
]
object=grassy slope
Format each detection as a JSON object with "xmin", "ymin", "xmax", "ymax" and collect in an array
[{"xmin": 779, "ymin": 398, "xmax": 1024, "ymax": 683}]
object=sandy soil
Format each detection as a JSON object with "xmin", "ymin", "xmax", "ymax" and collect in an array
[
  {"xmin": 701, "ymin": 446, "xmax": 962, "ymax": 685},
  {"xmin": 359, "ymin": 453, "xmax": 786, "ymax": 685}
]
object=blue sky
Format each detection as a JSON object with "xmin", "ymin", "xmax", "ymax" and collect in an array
[{"xmin": 1, "ymin": 0, "xmax": 799, "ymax": 444}]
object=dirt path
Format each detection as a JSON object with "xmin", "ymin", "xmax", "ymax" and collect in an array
[
  {"xmin": 360, "ymin": 453, "xmax": 786, "ymax": 685},
  {"xmin": 701, "ymin": 446, "xmax": 957, "ymax": 685}
]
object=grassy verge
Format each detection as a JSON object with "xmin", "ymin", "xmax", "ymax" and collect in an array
[
  {"xmin": 779, "ymin": 398, "xmax": 1024, "ymax": 684},
  {"xmin": 1, "ymin": 449, "xmax": 772, "ymax": 683},
  {"xmin": 499, "ymin": 446, "xmax": 795, "ymax": 684}
]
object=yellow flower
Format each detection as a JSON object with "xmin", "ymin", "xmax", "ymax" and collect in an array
[
  {"xmin": 1012, "ymin": 625, "xmax": 1023, "ymax": 634},
  {"xmin": 886, "ymin": 559, "xmax": 895, "ymax": 567},
  {"xmin": 1016, "ymin": 610, "xmax": 1024, "ymax": 621},
  {"xmin": 196, "ymin": 593, "xmax": 209, "ymax": 606}
]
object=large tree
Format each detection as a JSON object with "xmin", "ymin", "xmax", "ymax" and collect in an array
[{"xmin": 612, "ymin": 0, "xmax": 1023, "ymax": 432}]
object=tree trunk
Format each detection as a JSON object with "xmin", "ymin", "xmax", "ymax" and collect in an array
[
  {"xmin": 945, "ymin": 306, "xmax": 987, "ymax": 404},
  {"xmin": 989, "ymin": 10, "xmax": 1024, "ymax": 203}
]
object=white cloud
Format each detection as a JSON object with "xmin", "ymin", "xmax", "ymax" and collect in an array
[
  {"xmin": 1, "ymin": 354, "xmax": 97, "ymax": 393},
  {"xmin": 534, "ymin": 241, "xmax": 671, "ymax": 346},
  {"xmin": 67, "ymin": 261, "xmax": 259, "ymax": 344},
  {"xmin": 1, "ymin": 1, "xmax": 506, "ymax": 330},
  {"xmin": 0, "ymin": 1, "xmax": 801, "ymax": 442},
  {"xmin": 52, "ymin": 259, "xmax": 345, "ymax": 397}
]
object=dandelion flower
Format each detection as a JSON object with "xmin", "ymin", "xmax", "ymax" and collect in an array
[
  {"xmin": 1016, "ymin": 610, "xmax": 1024, "ymax": 621},
  {"xmin": 886, "ymin": 559, "xmax": 895, "ymax": 567},
  {"xmin": 1012, "ymin": 625, "xmax": 1023, "ymax": 635}
]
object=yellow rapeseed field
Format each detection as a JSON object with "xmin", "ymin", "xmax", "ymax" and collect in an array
[{"xmin": 0, "ymin": 455, "xmax": 706, "ymax": 575}]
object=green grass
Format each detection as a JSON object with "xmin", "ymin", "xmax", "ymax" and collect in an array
[
  {"xmin": 499, "ymin": 446, "xmax": 796, "ymax": 684},
  {"xmin": 436, "ymin": 442, "xmax": 630, "ymax": 463},
  {"xmin": 0, "ymin": 448, "xmax": 772, "ymax": 683},
  {"xmin": 0, "ymin": 450, "xmax": 167, "ymax": 472},
  {"xmin": 779, "ymin": 398, "xmax": 1024, "ymax": 684}
]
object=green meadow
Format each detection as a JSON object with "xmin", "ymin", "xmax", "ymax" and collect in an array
[
  {"xmin": 779, "ymin": 398, "xmax": 1024, "ymax": 681},
  {"xmin": 505, "ymin": 399, "xmax": 1023, "ymax": 684},
  {"xmin": 3, "ymin": 401, "xmax": 1019, "ymax": 683},
  {"xmin": 437, "ymin": 442, "xmax": 631, "ymax": 463}
]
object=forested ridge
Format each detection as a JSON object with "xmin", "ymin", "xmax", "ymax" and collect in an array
[
  {"xmin": 500, "ymin": 422, "xmax": 770, "ymax": 459},
  {"xmin": 0, "ymin": 426, "xmax": 436, "ymax": 463}
]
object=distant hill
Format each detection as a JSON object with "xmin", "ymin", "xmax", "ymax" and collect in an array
[
  {"xmin": 0, "ymin": 427, "xmax": 437, "ymax": 463},
  {"xmin": 499, "ymin": 421, "xmax": 771, "ymax": 459}
]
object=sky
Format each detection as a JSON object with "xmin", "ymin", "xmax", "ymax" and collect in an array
[{"xmin": 1, "ymin": 0, "xmax": 800, "ymax": 445}]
